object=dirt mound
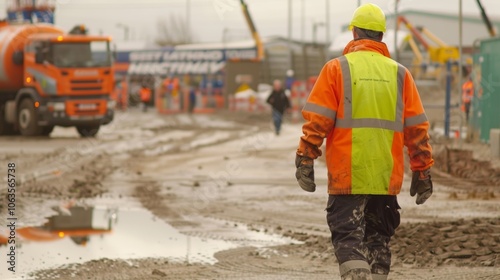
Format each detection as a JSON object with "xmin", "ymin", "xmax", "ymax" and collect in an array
[
  {"xmin": 433, "ymin": 147, "xmax": 500, "ymax": 187},
  {"xmin": 392, "ymin": 218, "xmax": 500, "ymax": 268},
  {"xmin": 282, "ymin": 218, "xmax": 500, "ymax": 268}
]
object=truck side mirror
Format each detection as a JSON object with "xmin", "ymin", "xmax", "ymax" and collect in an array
[
  {"xmin": 35, "ymin": 52, "xmax": 44, "ymax": 64},
  {"xmin": 12, "ymin": 51, "xmax": 24, "ymax": 65}
]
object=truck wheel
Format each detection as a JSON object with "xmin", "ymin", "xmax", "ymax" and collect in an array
[
  {"xmin": 76, "ymin": 125, "xmax": 100, "ymax": 137},
  {"xmin": 18, "ymin": 99, "xmax": 42, "ymax": 136},
  {"xmin": 41, "ymin": 126, "xmax": 54, "ymax": 136},
  {"xmin": 0, "ymin": 104, "xmax": 16, "ymax": 136}
]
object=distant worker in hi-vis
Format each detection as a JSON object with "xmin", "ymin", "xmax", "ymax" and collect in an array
[
  {"xmin": 461, "ymin": 76, "xmax": 474, "ymax": 123},
  {"xmin": 295, "ymin": 3, "xmax": 434, "ymax": 280},
  {"xmin": 139, "ymin": 84, "xmax": 152, "ymax": 112}
]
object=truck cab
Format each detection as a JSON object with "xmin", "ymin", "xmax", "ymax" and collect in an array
[
  {"xmin": 16, "ymin": 33, "xmax": 115, "ymax": 136},
  {"xmin": 0, "ymin": 25, "xmax": 116, "ymax": 137}
]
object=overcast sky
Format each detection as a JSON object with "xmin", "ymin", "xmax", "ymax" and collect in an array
[{"xmin": 1, "ymin": 0, "xmax": 500, "ymax": 45}]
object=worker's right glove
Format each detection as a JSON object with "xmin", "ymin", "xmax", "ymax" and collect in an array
[
  {"xmin": 410, "ymin": 169, "xmax": 433, "ymax": 205},
  {"xmin": 295, "ymin": 154, "xmax": 316, "ymax": 192}
]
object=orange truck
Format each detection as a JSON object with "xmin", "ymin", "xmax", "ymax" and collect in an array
[{"xmin": 0, "ymin": 22, "xmax": 115, "ymax": 137}]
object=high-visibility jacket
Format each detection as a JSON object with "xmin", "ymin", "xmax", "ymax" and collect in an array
[
  {"xmin": 462, "ymin": 80, "xmax": 474, "ymax": 104},
  {"xmin": 297, "ymin": 39, "xmax": 434, "ymax": 195},
  {"xmin": 140, "ymin": 87, "xmax": 152, "ymax": 102}
]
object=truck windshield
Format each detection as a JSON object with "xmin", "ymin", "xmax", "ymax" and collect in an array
[{"xmin": 51, "ymin": 41, "xmax": 111, "ymax": 68}]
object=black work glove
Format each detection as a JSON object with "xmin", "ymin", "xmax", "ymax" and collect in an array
[
  {"xmin": 295, "ymin": 155, "xmax": 316, "ymax": 192},
  {"xmin": 410, "ymin": 169, "xmax": 433, "ymax": 205}
]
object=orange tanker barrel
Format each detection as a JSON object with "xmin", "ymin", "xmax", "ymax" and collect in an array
[{"xmin": 0, "ymin": 24, "xmax": 63, "ymax": 92}]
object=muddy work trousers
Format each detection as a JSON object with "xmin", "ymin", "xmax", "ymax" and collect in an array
[{"xmin": 326, "ymin": 195, "xmax": 401, "ymax": 280}]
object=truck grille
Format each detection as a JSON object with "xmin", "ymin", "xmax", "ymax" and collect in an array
[
  {"xmin": 70, "ymin": 79, "xmax": 103, "ymax": 92},
  {"xmin": 66, "ymin": 100, "xmax": 107, "ymax": 116}
]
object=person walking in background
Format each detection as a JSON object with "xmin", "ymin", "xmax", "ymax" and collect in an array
[
  {"xmin": 139, "ymin": 84, "xmax": 152, "ymax": 112},
  {"xmin": 266, "ymin": 79, "xmax": 290, "ymax": 135},
  {"xmin": 188, "ymin": 86, "xmax": 197, "ymax": 114},
  {"xmin": 461, "ymin": 76, "xmax": 474, "ymax": 123},
  {"xmin": 294, "ymin": 3, "xmax": 434, "ymax": 280}
]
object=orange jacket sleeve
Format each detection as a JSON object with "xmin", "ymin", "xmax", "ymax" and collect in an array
[
  {"xmin": 402, "ymin": 70, "xmax": 434, "ymax": 171},
  {"xmin": 297, "ymin": 60, "xmax": 340, "ymax": 159}
]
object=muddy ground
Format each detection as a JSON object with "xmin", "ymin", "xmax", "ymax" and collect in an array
[{"xmin": 0, "ymin": 94, "xmax": 499, "ymax": 280}]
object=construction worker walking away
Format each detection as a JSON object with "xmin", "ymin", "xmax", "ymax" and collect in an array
[
  {"xmin": 461, "ymin": 76, "xmax": 474, "ymax": 122},
  {"xmin": 295, "ymin": 3, "xmax": 434, "ymax": 280},
  {"xmin": 139, "ymin": 84, "xmax": 152, "ymax": 112}
]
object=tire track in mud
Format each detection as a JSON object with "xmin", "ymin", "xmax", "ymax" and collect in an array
[{"xmin": 210, "ymin": 247, "xmax": 333, "ymax": 279}]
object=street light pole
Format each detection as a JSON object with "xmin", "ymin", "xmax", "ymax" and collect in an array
[
  {"xmin": 325, "ymin": 0, "xmax": 330, "ymax": 44},
  {"xmin": 301, "ymin": 0, "xmax": 305, "ymax": 41},
  {"xmin": 458, "ymin": 0, "xmax": 463, "ymax": 101},
  {"xmin": 288, "ymin": 0, "xmax": 292, "ymax": 41},
  {"xmin": 313, "ymin": 21, "xmax": 325, "ymax": 45},
  {"xmin": 186, "ymin": 0, "xmax": 191, "ymax": 42},
  {"xmin": 116, "ymin": 23, "xmax": 130, "ymax": 41},
  {"xmin": 394, "ymin": 0, "xmax": 399, "ymax": 61}
]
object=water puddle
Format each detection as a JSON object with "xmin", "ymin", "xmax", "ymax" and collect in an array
[{"xmin": 0, "ymin": 205, "xmax": 296, "ymax": 279}]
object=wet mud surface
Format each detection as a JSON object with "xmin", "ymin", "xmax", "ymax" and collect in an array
[{"xmin": 0, "ymin": 109, "xmax": 499, "ymax": 280}]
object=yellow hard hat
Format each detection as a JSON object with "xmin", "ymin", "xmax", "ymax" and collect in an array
[{"xmin": 349, "ymin": 3, "xmax": 386, "ymax": 33}]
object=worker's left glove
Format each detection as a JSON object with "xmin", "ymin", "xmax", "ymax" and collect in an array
[
  {"xmin": 295, "ymin": 155, "xmax": 316, "ymax": 192},
  {"xmin": 410, "ymin": 169, "xmax": 433, "ymax": 205}
]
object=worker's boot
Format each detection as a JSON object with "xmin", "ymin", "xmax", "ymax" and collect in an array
[{"xmin": 341, "ymin": 268, "xmax": 373, "ymax": 280}]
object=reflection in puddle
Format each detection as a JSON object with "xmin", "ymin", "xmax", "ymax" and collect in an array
[
  {"xmin": 1, "ymin": 204, "xmax": 301, "ymax": 279},
  {"xmin": 0, "ymin": 206, "xmax": 237, "ymax": 279}
]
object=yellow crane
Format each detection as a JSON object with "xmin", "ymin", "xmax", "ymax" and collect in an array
[
  {"xmin": 397, "ymin": 16, "xmax": 460, "ymax": 83},
  {"xmin": 240, "ymin": 0, "xmax": 264, "ymax": 61}
]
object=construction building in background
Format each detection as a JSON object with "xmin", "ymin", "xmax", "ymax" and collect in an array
[
  {"xmin": 114, "ymin": 0, "xmax": 327, "ymax": 115},
  {"xmin": 114, "ymin": 36, "xmax": 326, "ymax": 114}
]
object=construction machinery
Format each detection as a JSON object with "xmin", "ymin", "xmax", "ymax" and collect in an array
[
  {"xmin": 239, "ymin": 0, "xmax": 264, "ymax": 61},
  {"xmin": 476, "ymin": 0, "xmax": 496, "ymax": 37},
  {"xmin": 224, "ymin": 0, "xmax": 264, "ymax": 100},
  {"xmin": 397, "ymin": 15, "xmax": 460, "ymax": 82},
  {"xmin": 0, "ymin": 1, "xmax": 115, "ymax": 137}
]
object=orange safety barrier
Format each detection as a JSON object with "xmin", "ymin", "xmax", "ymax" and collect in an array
[
  {"xmin": 229, "ymin": 94, "xmax": 269, "ymax": 113},
  {"xmin": 154, "ymin": 79, "xmax": 317, "ymax": 115},
  {"xmin": 111, "ymin": 80, "xmax": 128, "ymax": 110},
  {"xmin": 156, "ymin": 88, "xmax": 225, "ymax": 114},
  {"xmin": 290, "ymin": 80, "xmax": 309, "ymax": 122},
  {"xmin": 156, "ymin": 90, "xmax": 183, "ymax": 114}
]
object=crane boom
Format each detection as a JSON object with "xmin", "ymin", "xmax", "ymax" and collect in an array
[
  {"xmin": 397, "ymin": 16, "xmax": 431, "ymax": 50},
  {"xmin": 240, "ymin": 0, "xmax": 264, "ymax": 61},
  {"xmin": 475, "ymin": 0, "xmax": 496, "ymax": 37}
]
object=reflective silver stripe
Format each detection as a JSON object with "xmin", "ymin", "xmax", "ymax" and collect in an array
[
  {"xmin": 405, "ymin": 113, "xmax": 428, "ymax": 127},
  {"xmin": 396, "ymin": 64, "xmax": 406, "ymax": 125},
  {"xmin": 339, "ymin": 260, "xmax": 371, "ymax": 276},
  {"xmin": 336, "ymin": 118, "xmax": 403, "ymax": 131},
  {"xmin": 337, "ymin": 55, "xmax": 405, "ymax": 132},
  {"xmin": 303, "ymin": 102, "xmax": 337, "ymax": 121},
  {"xmin": 372, "ymin": 274, "xmax": 389, "ymax": 280},
  {"xmin": 339, "ymin": 56, "xmax": 352, "ymax": 118}
]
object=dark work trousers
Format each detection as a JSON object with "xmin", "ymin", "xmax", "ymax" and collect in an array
[
  {"xmin": 272, "ymin": 109, "xmax": 283, "ymax": 135},
  {"xmin": 326, "ymin": 195, "xmax": 401, "ymax": 279}
]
